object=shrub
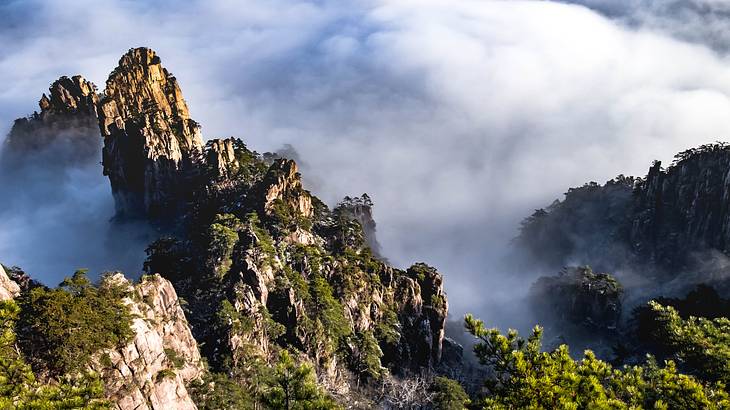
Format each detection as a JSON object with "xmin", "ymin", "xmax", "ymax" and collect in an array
[
  {"xmin": 429, "ymin": 376, "xmax": 470, "ymax": 410},
  {"xmin": 16, "ymin": 270, "xmax": 134, "ymax": 376},
  {"xmin": 263, "ymin": 350, "xmax": 340, "ymax": 409},
  {"xmin": 0, "ymin": 300, "xmax": 108, "ymax": 409},
  {"xmin": 206, "ymin": 214, "xmax": 242, "ymax": 277},
  {"xmin": 639, "ymin": 301, "xmax": 730, "ymax": 384}
]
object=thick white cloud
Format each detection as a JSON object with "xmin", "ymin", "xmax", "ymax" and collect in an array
[{"xmin": 2, "ymin": 0, "xmax": 730, "ymax": 326}]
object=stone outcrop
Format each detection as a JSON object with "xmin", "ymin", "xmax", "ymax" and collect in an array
[
  {"xmin": 98, "ymin": 47, "xmax": 203, "ymax": 219},
  {"xmin": 334, "ymin": 194, "xmax": 383, "ymax": 257},
  {"xmin": 0, "ymin": 265, "xmax": 20, "ymax": 301},
  {"xmin": 2, "ymin": 75, "xmax": 100, "ymax": 167},
  {"xmin": 206, "ymin": 137, "xmax": 240, "ymax": 178},
  {"xmin": 258, "ymin": 159, "xmax": 313, "ymax": 219},
  {"xmin": 529, "ymin": 266, "xmax": 623, "ymax": 331},
  {"xmin": 4, "ymin": 47, "xmax": 454, "ymax": 406},
  {"xmin": 93, "ymin": 273, "xmax": 203, "ymax": 410},
  {"xmin": 392, "ymin": 263, "xmax": 448, "ymax": 369}
]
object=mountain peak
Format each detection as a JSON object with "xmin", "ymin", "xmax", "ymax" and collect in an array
[{"xmin": 99, "ymin": 47, "xmax": 203, "ymax": 219}]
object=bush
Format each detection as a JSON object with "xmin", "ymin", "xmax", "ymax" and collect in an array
[
  {"xmin": 263, "ymin": 350, "xmax": 340, "ymax": 409},
  {"xmin": 206, "ymin": 214, "xmax": 242, "ymax": 277},
  {"xmin": 0, "ymin": 300, "xmax": 108, "ymax": 409},
  {"xmin": 429, "ymin": 376, "xmax": 470, "ymax": 410},
  {"xmin": 639, "ymin": 301, "xmax": 730, "ymax": 384},
  {"xmin": 16, "ymin": 270, "xmax": 134, "ymax": 376},
  {"xmin": 190, "ymin": 371, "xmax": 255, "ymax": 410}
]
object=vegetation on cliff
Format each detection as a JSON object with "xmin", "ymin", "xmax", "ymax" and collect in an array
[
  {"xmin": 15, "ymin": 270, "xmax": 133, "ymax": 377},
  {"xmin": 0, "ymin": 300, "xmax": 108, "ymax": 409},
  {"xmin": 4, "ymin": 47, "xmax": 730, "ymax": 409}
]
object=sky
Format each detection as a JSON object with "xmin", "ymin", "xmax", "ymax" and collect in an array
[{"xmin": 3, "ymin": 0, "xmax": 730, "ymax": 327}]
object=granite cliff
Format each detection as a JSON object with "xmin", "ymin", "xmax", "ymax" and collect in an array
[
  {"xmin": 0, "ymin": 264, "xmax": 201, "ymax": 410},
  {"xmin": 99, "ymin": 48, "xmax": 204, "ymax": 219},
  {"xmin": 0, "ymin": 47, "xmax": 454, "ymax": 408}
]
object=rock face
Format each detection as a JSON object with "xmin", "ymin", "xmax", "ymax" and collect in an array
[
  {"xmin": 206, "ymin": 138, "xmax": 240, "ymax": 178},
  {"xmin": 0, "ymin": 265, "xmax": 20, "ymax": 301},
  {"xmin": 259, "ymin": 159, "xmax": 313, "ymax": 219},
  {"xmin": 92, "ymin": 274, "xmax": 202, "ymax": 410},
  {"xmin": 631, "ymin": 149, "xmax": 730, "ymax": 268},
  {"xmin": 529, "ymin": 266, "xmax": 623, "ymax": 331},
  {"xmin": 2, "ymin": 75, "xmax": 100, "ymax": 167},
  {"xmin": 517, "ymin": 144, "xmax": 730, "ymax": 276},
  {"xmin": 98, "ymin": 47, "xmax": 203, "ymax": 219},
  {"xmin": 144, "ymin": 130, "xmax": 450, "ymax": 393},
  {"xmin": 334, "ymin": 194, "xmax": 383, "ymax": 257},
  {"xmin": 6, "ymin": 47, "xmax": 454, "ymax": 407},
  {"xmin": 395, "ymin": 263, "xmax": 448, "ymax": 368}
]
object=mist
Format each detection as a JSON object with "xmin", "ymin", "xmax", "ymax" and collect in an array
[
  {"xmin": 0, "ymin": 131, "xmax": 155, "ymax": 285},
  {"xmin": 3, "ymin": 0, "xmax": 730, "ymax": 335}
]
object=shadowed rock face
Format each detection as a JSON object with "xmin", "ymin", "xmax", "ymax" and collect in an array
[
  {"xmin": 98, "ymin": 47, "xmax": 203, "ymax": 219},
  {"xmin": 2, "ymin": 75, "xmax": 100, "ymax": 169},
  {"xmin": 530, "ymin": 266, "xmax": 623, "ymax": 332},
  {"xmin": 334, "ymin": 194, "xmax": 383, "ymax": 258},
  {"xmin": 632, "ymin": 151, "xmax": 730, "ymax": 268},
  {"xmin": 518, "ymin": 144, "xmax": 730, "ymax": 279}
]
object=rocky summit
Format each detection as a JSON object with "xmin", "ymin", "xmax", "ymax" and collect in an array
[
  {"xmin": 99, "ymin": 47, "xmax": 204, "ymax": 219},
  {"xmin": 2, "ymin": 75, "xmax": 100, "ymax": 168}
]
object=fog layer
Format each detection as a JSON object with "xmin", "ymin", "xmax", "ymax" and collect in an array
[{"xmin": 2, "ymin": 0, "xmax": 730, "ymax": 328}]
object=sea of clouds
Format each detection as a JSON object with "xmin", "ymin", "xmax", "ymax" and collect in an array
[{"xmin": 3, "ymin": 0, "xmax": 730, "ymax": 329}]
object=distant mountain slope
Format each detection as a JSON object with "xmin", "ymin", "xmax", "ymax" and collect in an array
[{"xmin": 517, "ymin": 143, "xmax": 730, "ymax": 285}]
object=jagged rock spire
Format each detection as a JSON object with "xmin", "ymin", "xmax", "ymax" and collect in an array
[
  {"xmin": 98, "ymin": 47, "xmax": 204, "ymax": 219},
  {"xmin": 39, "ymin": 75, "xmax": 98, "ymax": 117},
  {"xmin": 3, "ymin": 75, "xmax": 100, "ymax": 165}
]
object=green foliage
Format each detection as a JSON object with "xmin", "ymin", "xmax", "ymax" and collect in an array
[
  {"xmin": 245, "ymin": 212, "xmax": 277, "ymax": 264},
  {"xmin": 671, "ymin": 141, "xmax": 730, "ymax": 168},
  {"xmin": 408, "ymin": 263, "xmax": 430, "ymax": 282},
  {"xmin": 464, "ymin": 313, "xmax": 729, "ymax": 409},
  {"xmin": 309, "ymin": 274, "xmax": 350, "ymax": 347},
  {"xmin": 263, "ymin": 350, "xmax": 340, "ymax": 410},
  {"xmin": 270, "ymin": 198, "xmax": 314, "ymax": 232},
  {"xmin": 261, "ymin": 305, "xmax": 286, "ymax": 342},
  {"xmin": 155, "ymin": 369, "xmax": 177, "ymax": 382},
  {"xmin": 205, "ymin": 138, "xmax": 268, "ymax": 183},
  {"xmin": 16, "ymin": 270, "xmax": 134, "ymax": 377},
  {"xmin": 190, "ymin": 371, "xmax": 255, "ymax": 410},
  {"xmin": 0, "ymin": 300, "xmax": 109, "ymax": 409},
  {"xmin": 349, "ymin": 331, "xmax": 384, "ymax": 380},
  {"xmin": 286, "ymin": 267, "xmax": 310, "ymax": 303},
  {"xmin": 292, "ymin": 244, "xmax": 324, "ymax": 275},
  {"xmin": 430, "ymin": 376, "xmax": 470, "ymax": 410},
  {"xmin": 206, "ymin": 214, "xmax": 242, "ymax": 277},
  {"xmin": 374, "ymin": 308, "xmax": 400, "ymax": 346},
  {"xmin": 217, "ymin": 299, "xmax": 255, "ymax": 336},
  {"xmin": 164, "ymin": 348, "xmax": 186, "ymax": 369},
  {"xmin": 643, "ymin": 301, "xmax": 730, "ymax": 385},
  {"xmin": 431, "ymin": 294, "xmax": 446, "ymax": 310}
]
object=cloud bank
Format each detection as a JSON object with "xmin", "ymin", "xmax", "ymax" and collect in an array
[{"xmin": 3, "ymin": 0, "xmax": 730, "ymax": 329}]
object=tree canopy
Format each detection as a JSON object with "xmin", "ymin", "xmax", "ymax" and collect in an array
[{"xmin": 465, "ymin": 311, "xmax": 729, "ymax": 409}]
